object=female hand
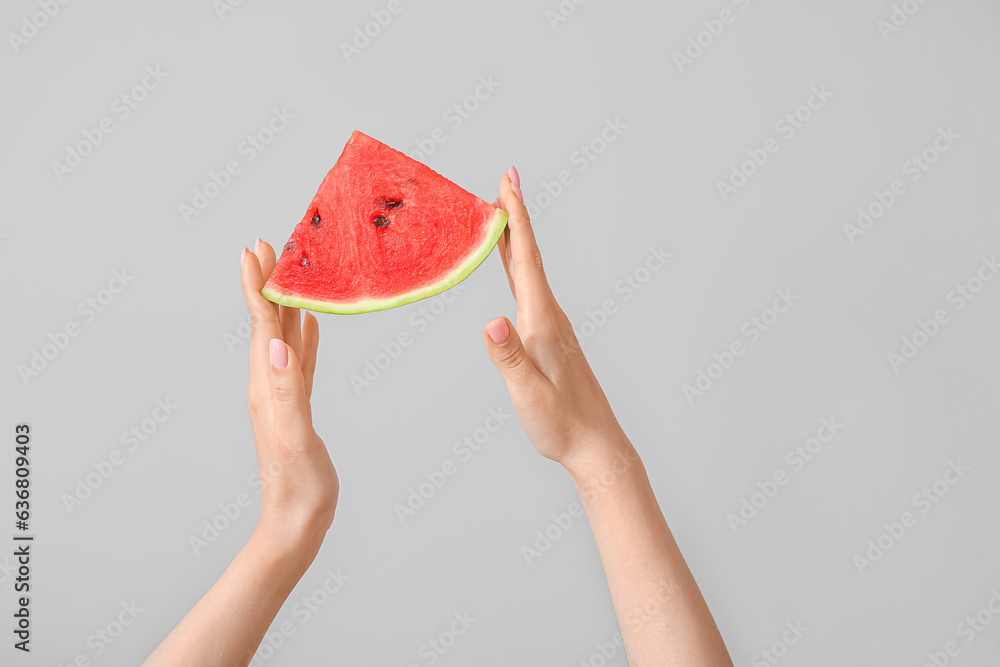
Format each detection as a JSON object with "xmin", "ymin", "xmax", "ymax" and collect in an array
[
  {"xmin": 482, "ymin": 167, "xmax": 626, "ymax": 470},
  {"xmin": 482, "ymin": 169, "xmax": 733, "ymax": 667},
  {"xmin": 145, "ymin": 240, "xmax": 339, "ymax": 666},
  {"xmin": 241, "ymin": 239, "xmax": 339, "ymax": 547}
]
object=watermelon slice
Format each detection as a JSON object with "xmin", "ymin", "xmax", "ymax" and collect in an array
[{"xmin": 261, "ymin": 131, "xmax": 508, "ymax": 314}]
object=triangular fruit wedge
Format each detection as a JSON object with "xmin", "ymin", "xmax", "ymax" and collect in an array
[{"xmin": 261, "ymin": 131, "xmax": 508, "ymax": 314}]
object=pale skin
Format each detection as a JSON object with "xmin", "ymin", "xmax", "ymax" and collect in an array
[
  {"xmin": 485, "ymin": 167, "xmax": 733, "ymax": 666},
  {"xmin": 144, "ymin": 168, "xmax": 732, "ymax": 666},
  {"xmin": 143, "ymin": 241, "xmax": 339, "ymax": 666}
]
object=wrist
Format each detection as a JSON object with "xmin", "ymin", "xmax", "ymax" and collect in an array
[
  {"xmin": 561, "ymin": 427, "xmax": 641, "ymax": 490},
  {"xmin": 251, "ymin": 512, "xmax": 328, "ymax": 576},
  {"xmin": 255, "ymin": 471, "xmax": 338, "ymax": 561}
]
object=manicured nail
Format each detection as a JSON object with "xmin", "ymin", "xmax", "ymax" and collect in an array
[
  {"xmin": 507, "ymin": 166, "xmax": 524, "ymax": 204},
  {"xmin": 241, "ymin": 247, "xmax": 247, "ymax": 267},
  {"xmin": 486, "ymin": 318, "xmax": 509, "ymax": 344},
  {"xmin": 254, "ymin": 238, "xmax": 261, "ymax": 253},
  {"xmin": 508, "ymin": 165, "xmax": 520, "ymax": 190},
  {"xmin": 269, "ymin": 338, "xmax": 288, "ymax": 369},
  {"xmin": 511, "ymin": 182, "xmax": 524, "ymax": 204}
]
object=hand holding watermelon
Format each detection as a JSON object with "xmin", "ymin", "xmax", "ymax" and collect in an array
[
  {"xmin": 240, "ymin": 239, "xmax": 339, "ymax": 543},
  {"xmin": 482, "ymin": 166, "xmax": 628, "ymax": 469},
  {"xmin": 144, "ymin": 240, "xmax": 338, "ymax": 666},
  {"xmin": 482, "ymin": 167, "xmax": 734, "ymax": 667}
]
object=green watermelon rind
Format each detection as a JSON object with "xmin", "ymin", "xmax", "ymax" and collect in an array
[{"xmin": 260, "ymin": 208, "xmax": 509, "ymax": 315}]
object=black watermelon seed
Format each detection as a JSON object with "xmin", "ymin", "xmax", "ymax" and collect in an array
[
  {"xmin": 373, "ymin": 217, "xmax": 390, "ymax": 227},
  {"xmin": 385, "ymin": 201, "xmax": 402, "ymax": 209},
  {"xmin": 311, "ymin": 213, "xmax": 321, "ymax": 226},
  {"xmin": 300, "ymin": 256, "xmax": 308, "ymax": 267}
]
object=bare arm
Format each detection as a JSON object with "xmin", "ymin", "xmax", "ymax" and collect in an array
[
  {"xmin": 566, "ymin": 434, "xmax": 732, "ymax": 665},
  {"xmin": 144, "ymin": 241, "xmax": 338, "ymax": 666},
  {"xmin": 143, "ymin": 529, "xmax": 322, "ymax": 666},
  {"xmin": 482, "ymin": 167, "xmax": 732, "ymax": 666}
]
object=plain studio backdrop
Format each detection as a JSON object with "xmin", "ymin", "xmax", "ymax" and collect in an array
[{"xmin": 2, "ymin": 0, "xmax": 1000, "ymax": 665}]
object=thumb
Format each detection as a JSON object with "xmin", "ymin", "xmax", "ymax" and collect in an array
[
  {"xmin": 268, "ymin": 338, "xmax": 310, "ymax": 415},
  {"xmin": 483, "ymin": 317, "xmax": 541, "ymax": 387}
]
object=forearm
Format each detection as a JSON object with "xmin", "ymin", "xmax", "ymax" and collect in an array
[
  {"xmin": 564, "ymin": 431, "xmax": 732, "ymax": 667},
  {"xmin": 143, "ymin": 527, "xmax": 321, "ymax": 667}
]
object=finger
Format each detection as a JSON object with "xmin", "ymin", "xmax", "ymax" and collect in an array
[
  {"xmin": 483, "ymin": 317, "xmax": 545, "ymax": 391},
  {"xmin": 280, "ymin": 305, "xmax": 303, "ymax": 361},
  {"xmin": 498, "ymin": 169, "xmax": 553, "ymax": 309},
  {"xmin": 242, "ymin": 248, "xmax": 283, "ymax": 382},
  {"xmin": 497, "ymin": 224, "xmax": 515, "ymax": 299},
  {"xmin": 255, "ymin": 238, "xmax": 277, "ymax": 282},
  {"xmin": 301, "ymin": 312, "xmax": 320, "ymax": 399},
  {"xmin": 268, "ymin": 338, "xmax": 311, "ymax": 424},
  {"xmin": 493, "ymin": 196, "xmax": 516, "ymax": 298},
  {"xmin": 253, "ymin": 237, "xmax": 281, "ymax": 321},
  {"xmin": 502, "ymin": 223, "xmax": 512, "ymax": 271},
  {"xmin": 507, "ymin": 164, "xmax": 524, "ymax": 204},
  {"xmin": 255, "ymin": 238, "xmax": 281, "ymax": 320},
  {"xmin": 493, "ymin": 195, "xmax": 511, "ymax": 254}
]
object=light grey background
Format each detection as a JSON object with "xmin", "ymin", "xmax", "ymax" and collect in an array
[{"xmin": 2, "ymin": 0, "xmax": 1000, "ymax": 665}]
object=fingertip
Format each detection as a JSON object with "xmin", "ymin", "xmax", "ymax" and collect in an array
[
  {"xmin": 507, "ymin": 166, "xmax": 524, "ymax": 203},
  {"xmin": 499, "ymin": 171, "xmax": 522, "ymax": 204},
  {"xmin": 502, "ymin": 185, "xmax": 527, "ymax": 221},
  {"xmin": 269, "ymin": 338, "xmax": 288, "ymax": 369},
  {"xmin": 256, "ymin": 240, "xmax": 278, "ymax": 280},
  {"xmin": 508, "ymin": 165, "xmax": 520, "ymax": 189},
  {"xmin": 302, "ymin": 307, "xmax": 320, "ymax": 329},
  {"xmin": 243, "ymin": 249, "xmax": 265, "ymax": 286},
  {"xmin": 485, "ymin": 317, "xmax": 510, "ymax": 345},
  {"xmin": 303, "ymin": 311, "xmax": 320, "ymax": 338}
]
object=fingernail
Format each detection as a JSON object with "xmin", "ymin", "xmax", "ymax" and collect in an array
[
  {"xmin": 269, "ymin": 338, "xmax": 288, "ymax": 369},
  {"xmin": 507, "ymin": 166, "xmax": 524, "ymax": 203},
  {"xmin": 254, "ymin": 238, "xmax": 261, "ymax": 253},
  {"xmin": 241, "ymin": 247, "xmax": 247, "ymax": 267},
  {"xmin": 508, "ymin": 165, "xmax": 520, "ymax": 190},
  {"xmin": 486, "ymin": 318, "xmax": 509, "ymax": 344},
  {"xmin": 511, "ymin": 182, "xmax": 524, "ymax": 204}
]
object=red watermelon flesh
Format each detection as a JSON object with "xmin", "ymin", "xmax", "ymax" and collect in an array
[{"xmin": 261, "ymin": 131, "xmax": 508, "ymax": 314}]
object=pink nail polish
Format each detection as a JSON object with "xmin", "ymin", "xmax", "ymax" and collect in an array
[
  {"xmin": 254, "ymin": 238, "xmax": 261, "ymax": 253},
  {"xmin": 508, "ymin": 165, "xmax": 520, "ymax": 190},
  {"xmin": 507, "ymin": 166, "xmax": 524, "ymax": 203},
  {"xmin": 486, "ymin": 319, "xmax": 509, "ymax": 344},
  {"xmin": 241, "ymin": 247, "xmax": 247, "ymax": 267},
  {"xmin": 269, "ymin": 339, "xmax": 288, "ymax": 369}
]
